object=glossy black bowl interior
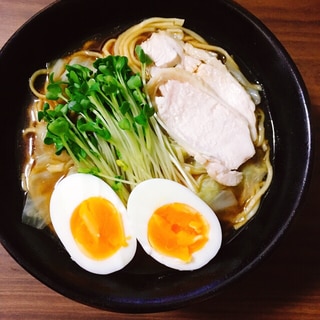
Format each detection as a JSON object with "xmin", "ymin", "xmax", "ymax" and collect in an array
[{"xmin": 0, "ymin": 0, "xmax": 312, "ymax": 313}]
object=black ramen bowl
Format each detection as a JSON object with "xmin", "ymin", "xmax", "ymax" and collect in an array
[{"xmin": 0, "ymin": 0, "xmax": 313, "ymax": 313}]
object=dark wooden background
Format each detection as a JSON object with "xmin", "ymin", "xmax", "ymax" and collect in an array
[{"xmin": 1, "ymin": 0, "xmax": 319, "ymax": 318}]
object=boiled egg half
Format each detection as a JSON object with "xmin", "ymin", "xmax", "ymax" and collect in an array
[
  {"xmin": 127, "ymin": 178, "xmax": 222, "ymax": 271},
  {"xmin": 50, "ymin": 173, "xmax": 137, "ymax": 275}
]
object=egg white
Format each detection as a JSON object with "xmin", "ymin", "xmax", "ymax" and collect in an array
[
  {"xmin": 50, "ymin": 173, "xmax": 137, "ymax": 275},
  {"xmin": 127, "ymin": 178, "xmax": 222, "ymax": 271}
]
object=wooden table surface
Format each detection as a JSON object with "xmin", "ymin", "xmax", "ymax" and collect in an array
[{"xmin": 1, "ymin": 0, "xmax": 319, "ymax": 319}]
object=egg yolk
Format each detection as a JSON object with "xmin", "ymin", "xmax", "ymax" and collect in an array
[
  {"xmin": 148, "ymin": 202, "xmax": 209, "ymax": 262},
  {"xmin": 70, "ymin": 196, "xmax": 128, "ymax": 260}
]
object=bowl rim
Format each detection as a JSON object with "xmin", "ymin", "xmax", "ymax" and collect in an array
[{"xmin": 0, "ymin": 0, "xmax": 314, "ymax": 313}]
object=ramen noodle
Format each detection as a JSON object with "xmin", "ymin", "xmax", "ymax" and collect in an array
[{"xmin": 22, "ymin": 17, "xmax": 272, "ymax": 237}]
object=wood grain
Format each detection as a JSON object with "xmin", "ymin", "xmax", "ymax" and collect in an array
[{"xmin": 1, "ymin": 0, "xmax": 320, "ymax": 319}]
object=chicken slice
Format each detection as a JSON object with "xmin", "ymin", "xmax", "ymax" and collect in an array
[
  {"xmin": 155, "ymin": 80, "xmax": 255, "ymax": 186},
  {"xmin": 141, "ymin": 31, "xmax": 258, "ymax": 186}
]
